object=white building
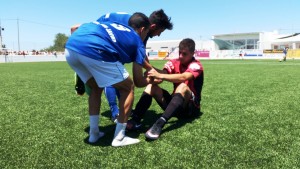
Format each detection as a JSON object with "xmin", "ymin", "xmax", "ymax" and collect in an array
[
  {"xmin": 212, "ymin": 30, "xmax": 300, "ymax": 50},
  {"xmin": 146, "ymin": 30, "xmax": 300, "ymax": 52}
]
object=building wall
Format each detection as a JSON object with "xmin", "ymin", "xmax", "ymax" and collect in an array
[
  {"xmin": 212, "ymin": 32, "xmax": 260, "ymax": 50},
  {"xmin": 146, "ymin": 40, "xmax": 215, "ymax": 52}
]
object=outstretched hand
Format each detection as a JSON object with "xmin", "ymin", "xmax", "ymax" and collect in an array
[
  {"xmin": 147, "ymin": 68, "xmax": 162, "ymax": 79},
  {"xmin": 146, "ymin": 69, "xmax": 163, "ymax": 84}
]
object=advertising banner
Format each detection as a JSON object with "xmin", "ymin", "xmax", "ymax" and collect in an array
[{"xmin": 195, "ymin": 50, "xmax": 210, "ymax": 57}]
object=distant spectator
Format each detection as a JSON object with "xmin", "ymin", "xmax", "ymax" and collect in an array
[
  {"xmin": 22, "ymin": 51, "xmax": 25, "ymax": 58},
  {"xmin": 283, "ymin": 47, "xmax": 288, "ymax": 61},
  {"xmin": 239, "ymin": 49, "xmax": 244, "ymax": 59}
]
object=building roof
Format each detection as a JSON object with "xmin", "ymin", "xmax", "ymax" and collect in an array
[{"xmin": 213, "ymin": 32, "xmax": 261, "ymax": 37}]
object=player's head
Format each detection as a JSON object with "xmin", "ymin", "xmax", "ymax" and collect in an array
[
  {"xmin": 179, "ymin": 38, "xmax": 195, "ymax": 65},
  {"xmin": 129, "ymin": 12, "xmax": 150, "ymax": 41},
  {"xmin": 148, "ymin": 9, "xmax": 173, "ymax": 38}
]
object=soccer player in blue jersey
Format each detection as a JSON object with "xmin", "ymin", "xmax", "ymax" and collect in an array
[
  {"xmin": 73, "ymin": 9, "xmax": 173, "ymax": 123},
  {"xmin": 65, "ymin": 13, "xmax": 155, "ymax": 147}
]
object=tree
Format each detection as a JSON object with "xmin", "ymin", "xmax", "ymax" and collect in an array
[{"xmin": 45, "ymin": 33, "xmax": 68, "ymax": 52}]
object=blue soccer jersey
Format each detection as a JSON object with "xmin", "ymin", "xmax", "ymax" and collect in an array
[
  {"xmin": 97, "ymin": 12, "xmax": 131, "ymax": 26},
  {"xmin": 65, "ymin": 21, "xmax": 146, "ymax": 65},
  {"xmin": 97, "ymin": 12, "xmax": 149, "ymax": 45}
]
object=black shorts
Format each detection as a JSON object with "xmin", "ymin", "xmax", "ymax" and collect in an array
[{"xmin": 162, "ymin": 89, "xmax": 200, "ymax": 119}]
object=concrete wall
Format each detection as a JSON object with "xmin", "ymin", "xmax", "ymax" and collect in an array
[
  {"xmin": 0, "ymin": 54, "xmax": 66, "ymax": 63},
  {"xmin": 0, "ymin": 50, "xmax": 290, "ymax": 63}
]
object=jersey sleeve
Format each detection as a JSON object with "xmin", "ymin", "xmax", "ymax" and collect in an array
[
  {"xmin": 185, "ymin": 62, "xmax": 203, "ymax": 79},
  {"xmin": 163, "ymin": 60, "xmax": 175, "ymax": 74},
  {"xmin": 134, "ymin": 43, "xmax": 146, "ymax": 65}
]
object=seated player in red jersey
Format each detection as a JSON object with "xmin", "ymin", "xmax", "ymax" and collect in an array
[{"xmin": 127, "ymin": 38, "xmax": 204, "ymax": 140}]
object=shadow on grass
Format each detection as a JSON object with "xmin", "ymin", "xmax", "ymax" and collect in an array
[
  {"xmin": 129, "ymin": 110, "xmax": 204, "ymax": 141},
  {"xmin": 162, "ymin": 111, "xmax": 203, "ymax": 135},
  {"xmin": 82, "ymin": 110, "xmax": 203, "ymax": 146},
  {"xmin": 101, "ymin": 110, "xmax": 113, "ymax": 119},
  {"xmin": 83, "ymin": 110, "xmax": 142, "ymax": 147}
]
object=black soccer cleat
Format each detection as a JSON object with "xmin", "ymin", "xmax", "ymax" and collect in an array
[
  {"xmin": 75, "ymin": 74, "xmax": 85, "ymax": 95},
  {"xmin": 126, "ymin": 118, "xmax": 142, "ymax": 131},
  {"xmin": 145, "ymin": 123, "xmax": 162, "ymax": 140}
]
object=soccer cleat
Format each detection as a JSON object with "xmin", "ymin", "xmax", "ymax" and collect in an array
[
  {"xmin": 111, "ymin": 136, "xmax": 140, "ymax": 147},
  {"xmin": 89, "ymin": 131, "xmax": 105, "ymax": 143},
  {"xmin": 126, "ymin": 119, "xmax": 142, "ymax": 131},
  {"xmin": 74, "ymin": 73, "xmax": 85, "ymax": 95},
  {"xmin": 145, "ymin": 123, "xmax": 162, "ymax": 140}
]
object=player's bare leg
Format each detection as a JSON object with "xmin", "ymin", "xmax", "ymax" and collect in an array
[
  {"xmin": 111, "ymin": 77, "xmax": 140, "ymax": 147},
  {"xmin": 86, "ymin": 78, "xmax": 104, "ymax": 143}
]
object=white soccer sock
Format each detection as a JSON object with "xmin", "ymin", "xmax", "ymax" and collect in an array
[
  {"xmin": 114, "ymin": 122, "xmax": 126, "ymax": 140},
  {"xmin": 89, "ymin": 115, "xmax": 104, "ymax": 143},
  {"xmin": 112, "ymin": 122, "xmax": 140, "ymax": 147},
  {"xmin": 89, "ymin": 115, "xmax": 99, "ymax": 132}
]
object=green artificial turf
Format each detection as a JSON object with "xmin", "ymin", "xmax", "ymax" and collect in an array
[{"xmin": 0, "ymin": 60, "xmax": 299, "ymax": 168}]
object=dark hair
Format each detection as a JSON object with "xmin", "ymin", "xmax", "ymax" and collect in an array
[
  {"xmin": 128, "ymin": 12, "xmax": 150, "ymax": 31},
  {"xmin": 149, "ymin": 9, "xmax": 173, "ymax": 30},
  {"xmin": 179, "ymin": 38, "xmax": 195, "ymax": 53}
]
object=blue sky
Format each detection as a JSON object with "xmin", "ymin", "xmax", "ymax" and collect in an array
[{"xmin": 1, "ymin": 0, "xmax": 299, "ymax": 51}]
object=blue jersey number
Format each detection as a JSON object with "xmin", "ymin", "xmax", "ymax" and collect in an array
[{"xmin": 110, "ymin": 23, "xmax": 131, "ymax": 32}]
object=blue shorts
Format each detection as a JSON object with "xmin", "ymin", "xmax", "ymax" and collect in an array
[{"xmin": 65, "ymin": 49, "xmax": 129, "ymax": 88}]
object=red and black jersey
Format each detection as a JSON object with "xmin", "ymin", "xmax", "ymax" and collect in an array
[{"xmin": 163, "ymin": 57, "xmax": 204, "ymax": 107}]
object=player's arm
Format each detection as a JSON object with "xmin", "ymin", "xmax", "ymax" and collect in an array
[
  {"xmin": 142, "ymin": 58, "xmax": 165, "ymax": 73},
  {"xmin": 133, "ymin": 62, "xmax": 157, "ymax": 87},
  {"xmin": 71, "ymin": 24, "xmax": 81, "ymax": 34},
  {"xmin": 148, "ymin": 70, "xmax": 193, "ymax": 83},
  {"xmin": 142, "ymin": 58, "xmax": 153, "ymax": 71},
  {"xmin": 141, "ymin": 58, "xmax": 164, "ymax": 84}
]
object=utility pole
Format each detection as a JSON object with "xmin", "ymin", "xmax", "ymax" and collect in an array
[
  {"xmin": 0, "ymin": 19, "xmax": 3, "ymax": 52},
  {"xmin": 17, "ymin": 18, "xmax": 20, "ymax": 52}
]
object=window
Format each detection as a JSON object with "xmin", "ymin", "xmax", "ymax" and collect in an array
[{"xmin": 246, "ymin": 45, "xmax": 254, "ymax": 49}]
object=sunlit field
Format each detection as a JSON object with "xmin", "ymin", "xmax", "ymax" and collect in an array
[{"xmin": 0, "ymin": 59, "xmax": 299, "ymax": 168}]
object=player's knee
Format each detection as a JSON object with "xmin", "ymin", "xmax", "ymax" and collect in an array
[
  {"xmin": 175, "ymin": 83, "xmax": 190, "ymax": 95},
  {"xmin": 144, "ymin": 84, "xmax": 160, "ymax": 95},
  {"xmin": 144, "ymin": 84, "xmax": 153, "ymax": 93},
  {"xmin": 114, "ymin": 78, "xmax": 134, "ymax": 91}
]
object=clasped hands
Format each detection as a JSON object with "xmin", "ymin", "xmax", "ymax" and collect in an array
[{"xmin": 144, "ymin": 68, "xmax": 163, "ymax": 84}]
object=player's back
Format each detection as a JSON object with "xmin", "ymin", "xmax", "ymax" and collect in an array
[
  {"xmin": 66, "ymin": 21, "xmax": 145, "ymax": 65},
  {"xmin": 97, "ymin": 12, "xmax": 131, "ymax": 26}
]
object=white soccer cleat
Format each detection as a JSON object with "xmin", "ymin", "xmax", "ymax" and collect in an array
[
  {"xmin": 111, "ymin": 136, "xmax": 140, "ymax": 147},
  {"xmin": 88, "ymin": 131, "xmax": 105, "ymax": 143}
]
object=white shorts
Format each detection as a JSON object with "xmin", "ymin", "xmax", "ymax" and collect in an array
[{"xmin": 65, "ymin": 49, "xmax": 129, "ymax": 88}]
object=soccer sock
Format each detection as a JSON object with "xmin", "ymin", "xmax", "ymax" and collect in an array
[
  {"xmin": 155, "ymin": 117, "xmax": 167, "ymax": 128},
  {"xmin": 132, "ymin": 93, "xmax": 152, "ymax": 122},
  {"xmin": 89, "ymin": 115, "xmax": 104, "ymax": 143},
  {"xmin": 114, "ymin": 122, "xmax": 126, "ymax": 140},
  {"xmin": 161, "ymin": 93, "xmax": 185, "ymax": 122},
  {"xmin": 105, "ymin": 86, "xmax": 119, "ymax": 118},
  {"xmin": 155, "ymin": 89, "xmax": 172, "ymax": 110},
  {"xmin": 112, "ymin": 122, "xmax": 140, "ymax": 147},
  {"xmin": 156, "ymin": 100, "xmax": 168, "ymax": 111},
  {"xmin": 89, "ymin": 115, "xmax": 99, "ymax": 132},
  {"xmin": 110, "ymin": 105, "xmax": 119, "ymax": 118}
]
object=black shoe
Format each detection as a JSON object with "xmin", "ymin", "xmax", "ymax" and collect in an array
[
  {"xmin": 75, "ymin": 74, "xmax": 85, "ymax": 95},
  {"xmin": 145, "ymin": 123, "xmax": 162, "ymax": 140},
  {"xmin": 126, "ymin": 118, "xmax": 142, "ymax": 131}
]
